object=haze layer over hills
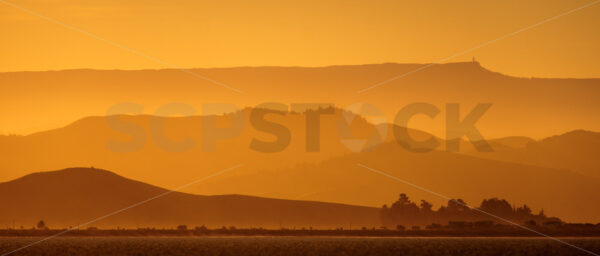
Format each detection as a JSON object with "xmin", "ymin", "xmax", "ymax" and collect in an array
[
  {"xmin": 1, "ymin": 108, "xmax": 599, "ymax": 222},
  {"xmin": 1, "ymin": 62, "xmax": 599, "ymax": 138}
]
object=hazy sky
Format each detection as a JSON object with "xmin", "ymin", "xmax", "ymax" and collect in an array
[{"xmin": 1, "ymin": 0, "xmax": 599, "ymax": 77}]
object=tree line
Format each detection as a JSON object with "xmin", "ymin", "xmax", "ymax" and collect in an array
[{"xmin": 380, "ymin": 193, "xmax": 560, "ymax": 228}]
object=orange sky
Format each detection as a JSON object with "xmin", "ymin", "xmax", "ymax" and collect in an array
[
  {"xmin": 2, "ymin": 1, "xmax": 600, "ymax": 225},
  {"xmin": 1, "ymin": 0, "xmax": 599, "ymax": 77}
]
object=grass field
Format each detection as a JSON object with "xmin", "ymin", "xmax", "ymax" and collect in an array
[{"xmin": 1, "ymin": 237, "xmax": 600, "ymax": 256}]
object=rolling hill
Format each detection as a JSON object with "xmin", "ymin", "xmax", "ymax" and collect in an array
[
  {"xmin": 189, "ymin": 141, "xmax": 600, "ymax": 223},
  {"xmin": 0, "ymin": 167, "xmax": 379, "ymax": 229},
  {"xmin": 1, "ymin": 62, "xmax": 600, "ymax": 139},
  {"xmin": 1, "ymin": 109, "xmax": 600, "ymax": 222},
  {"xmin": 0, "ymin": 108, "xmax": 431, "ymax": 189},
  {"xmin": 463, "ymin": 130, "xmax": 600, "ymax": 178}
]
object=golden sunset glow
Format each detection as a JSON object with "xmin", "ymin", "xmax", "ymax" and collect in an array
[
  {"xmin": 1, "ymin": 0, "xmax": 598, "ymax": 77},
  {"xmin": 1, "ymin": 1, "xmax": 600, "ymax": 255}
]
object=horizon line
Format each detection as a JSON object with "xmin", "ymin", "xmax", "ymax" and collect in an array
[{"xmin": 1, "ymin": 61, "xmax": 599, "ymax": 79}]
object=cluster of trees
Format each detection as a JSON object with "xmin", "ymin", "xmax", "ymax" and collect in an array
[{"xmin": 381, "ymin": 193, "xmax": 559, "ymax": 227}]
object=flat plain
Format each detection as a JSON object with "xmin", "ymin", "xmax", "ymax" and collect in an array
[{"xmin": 1, "ymin": 237, "xmax": 600, "ymax": 256}]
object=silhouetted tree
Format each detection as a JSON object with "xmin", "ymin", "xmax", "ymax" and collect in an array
[
  {"xmin": 448, "ymin": 199, "xmax": 469, "ymax": 213},
  {"xmin": 479, "ymin": 198, "xmax": 512, "ymax": 217},
  {"xmin": 538, "ymin": 209, "xmax": 546, "ymax": 218},
  {"xmin": 516, "ymin": 204, "xmax": 532, "ymax": 219},
  {"xmin": 381, "ymin": 193, "xmax": 559, "ymax": 228},
  {"xmin": 195, "ymin": 225, "xmax": 208, "ymax": 232},
  {"xmin": 387, "ymin": 193, "xmax": 420, "ymax": 225},
  {"xmin": 36, "ymin": 220, "xmax": 46, "ymax": 230},
  {"xmin": 420, "ymin": 200, "xmax": 433, "ymax": 213}
]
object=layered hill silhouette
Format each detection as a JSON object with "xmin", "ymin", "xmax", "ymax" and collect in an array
[
  {"xmin": 1, "ymin": 62, "xmax": 599, "ymax": 138},
  {"xmin": 0, "ymin": 107, "xmax": 429, "ymax": 188},
  {"xmin": 463, "ymin": 130, "xmax": 600, "ymax": 178},
  {"xmin": 1, "ymin": 109, "xmax": 599, "ymax": 222},
  {"xmin": 0, "ymin": 167, "xmax": 379, "ymax": 229},
  {"xmin": 191, "ymin": 141, "xmax": 600, "ymax": 223}
]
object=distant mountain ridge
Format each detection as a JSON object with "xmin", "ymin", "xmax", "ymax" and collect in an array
[
  {"xmin": 1, "ymin": 61, "xmax": 599, "ymax": 138},
  {"xmin": 0, "ymin": 167, "xmax": 379, "ymax": 229}
]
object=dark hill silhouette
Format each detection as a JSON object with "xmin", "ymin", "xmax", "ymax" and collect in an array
[
  {"xmin": 195, "ymin": 141, "xmax": 600, "ymax": 223},
  {"xmin": 0, "ymin": 167, "xmax": 379, "ymax": 229},
  {"xmin": 1, "ymin": 110, "xmax": 599, "ymax": 222}
]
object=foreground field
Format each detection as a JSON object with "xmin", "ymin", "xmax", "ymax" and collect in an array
[{"xmin": 1, "ymin": 237, "xmax": 600, "ymax": 256}]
